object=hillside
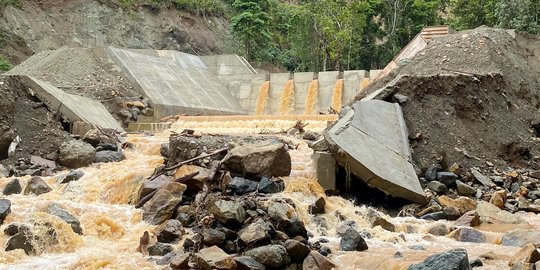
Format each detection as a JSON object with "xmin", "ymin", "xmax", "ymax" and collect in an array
[{"xmin": 0, "ymin": 0, "xmax": 230, "ymax": 66}]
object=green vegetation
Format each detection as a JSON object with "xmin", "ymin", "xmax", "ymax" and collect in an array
[
  {"xmin": 0, "ymin": 56, "xmax": 13, "ymax": 71},
  {"xmin": 0, "ymin": 0, "xmax": 20, "ymax": 7}
]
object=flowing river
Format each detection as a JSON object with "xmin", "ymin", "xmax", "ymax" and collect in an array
[{"xmin": 0, "ymin": 117, "xmax": 536, "ymax": 269}]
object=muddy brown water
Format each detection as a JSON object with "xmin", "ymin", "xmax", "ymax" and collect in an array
[{"xmin": 0, "ymin": 117, "xmax": 535, "ymax": 269}]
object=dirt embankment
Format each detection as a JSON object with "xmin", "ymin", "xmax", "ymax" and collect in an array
[
  {"xmin": 361, "ymin": 27, "xmax": 540, "ymax": 172},
  {"xmin": 0, "ymin": 0, "xmax": 230, "ymax": 65},
  {"xmin": 0, "ymin": 75, "xmax": 71, "ymax": 166}
]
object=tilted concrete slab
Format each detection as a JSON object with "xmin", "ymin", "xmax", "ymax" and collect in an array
[
  {"xmin": 20, "ymin": 76, "xmax": 124, "ymax": 131},
  {"xmin": 325, "ymin": 100, "xmax": 426, "ymax": 204},
  {"xmin": 108, "ymin": 47, "xmax": 246, "ymax": 119}
]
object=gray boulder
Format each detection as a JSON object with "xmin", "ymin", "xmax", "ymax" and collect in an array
[
  {"xmin": 234, "ymin": 256, "xmax": 265, "ymax": 270},
  {"xmin": 239, "ymin": 220, "xmax": 270, "ymax": 246},
  {"xmin": 196, "ymin": 246, "xmax": 237, "ymax": 270},
  {"xmin": 209, "ymin": 199, "xmax": 246, "ymax": 227},
  {"xmin": 94, "ymin": 150, "xmax": 125, "ymax": 163},
  {"xmin": 3, "ymin": 178, "xmax": 21, "ymax": 195},
  {"xmin": 258, "ymin": 177, "xmax": 285, "ymax": 194},
  {"xmin": 0, "ymin": 199, "xmax": 11, "ymax": 225},
  {"xmin": 156, "ymin": 219, "xmax": 184, "ymax": 243},
  {"xmin": 340, "ymin": 228, "xmax": 368, "ymax": 251},
  {"xmin": 23, "ymin": 176, "xmax": 52, "ymax": 196},
  {"xmin": 60, "ymin": 170, "xmax": 85, "ymax": 184},
  {"xmin": 148, "ymin": 242, "xmax": 174, "ymax": 256},
  {"xmin": 408, "ymin": 248, "xmax": 471, "ymax": 270},
  {"xmin": 501, "ymin": 229, "xmax": 540, "ymax": 247},
  {"xmin": 142, "ymin": 182, "xmax": 186, "ymax": 225},
  {"xmin": 229, "ymin": 177, "xmax": 258, "ymax": 195},
  {"xmin": 285, "ymin": 239, "xmax": 310, "ymax": 263},
  {"xmin": 222, "ymin": 142, "xmax": 291, "ymax": 178},
  {"xmin": 58, "ymin": 140, "xmax": 96, "ymax": 168},
  {"xmin": 46, "ymin": 203, "xmax": 82, "ymax": 234},
  {"xmin": 245, "ymin": 244, "xmax": 291, "ymax": 268},
  {"xmin": 303, "ymin": 251, "xmax": 335, "ymax": 270}
]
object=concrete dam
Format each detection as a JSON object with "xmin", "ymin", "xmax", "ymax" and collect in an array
[{"xmin": 6, "ymin": 47, "xmax": 379, "ymax": 128}]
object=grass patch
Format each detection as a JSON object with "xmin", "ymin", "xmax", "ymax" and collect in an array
[
  {"xmin": 0, "ymin": 56, "xmax": 13, "ymax": 71},
  {"xmin": 0, "ymin": 0, "xmax": 20, "ymax": 7}
]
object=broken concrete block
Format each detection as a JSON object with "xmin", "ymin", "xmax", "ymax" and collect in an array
[
  {"xmin": 313, "ymin": 151, "xmax": 336, "ymax": 190},
  {"xmin": 325, "ymin": 100, "xmax": 426, "ymax": 204}
]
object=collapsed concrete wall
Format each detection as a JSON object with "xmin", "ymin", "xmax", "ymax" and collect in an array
[{"xmin": 325, "ymin": 100, "xmax": 426, "ymax": 204}]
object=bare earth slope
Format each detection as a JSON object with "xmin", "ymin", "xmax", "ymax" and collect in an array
[{"xmin": 361, "ymin": 27, "xmax": 540, "ymax": 171}]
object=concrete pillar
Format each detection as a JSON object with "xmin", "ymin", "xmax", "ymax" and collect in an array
[{"xmin": 313, "ymin": 151, "xmax": 337, "ymax": 190}]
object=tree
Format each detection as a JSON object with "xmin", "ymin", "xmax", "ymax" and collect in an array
[
  {"xmin": 496, "ymin": 0, "xmax": 539, "ymax": 34},
  {"xmin": 448, "ymin": 0, "xmax": 497, "ymax": 30},
  {"xmin": 230, "ymin": 0, "xmax": 272, "ymax": 60}
]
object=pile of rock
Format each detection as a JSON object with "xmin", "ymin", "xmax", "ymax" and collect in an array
[{"xmin": 134, "ymin": 134, "xmax": 346, "ymax": 269}]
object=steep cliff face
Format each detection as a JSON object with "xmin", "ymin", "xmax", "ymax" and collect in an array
[{"xmin": 0, "ymin": 0, "xmax": 230, "ymax": 65}]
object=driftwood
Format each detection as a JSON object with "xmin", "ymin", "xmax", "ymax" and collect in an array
[
  {"xmin": 135, "ymin": 171, "xmax": 201, "ymax": 208},
  {"xmin": 148, "ymin": 147, "xmax": 228, "ymax": 181}
]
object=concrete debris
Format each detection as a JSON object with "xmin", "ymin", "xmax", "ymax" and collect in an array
[{"xmin": 325, "ymin": 100, "xmax": 426, "ymax": 204}]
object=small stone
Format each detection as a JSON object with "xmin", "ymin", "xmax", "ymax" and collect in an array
[
  {"xmin": 427, "ymin": 181, "xmax": 448, "ymax": 193},
  {"xmin": 156, "ymin": 219, "xmax": 184, "ymax": 243},
  {"xmin": 436, "ymin": 172, "xmax": 458, "ymax": 186},
  {"xmin": 258, "ymin": 177, "xmax": 285, "ymax": 194},
  {"xmin": 23, "ymin": 176, "xmax": 52, "ymax": 196},
  {"xmin": 303, "ymin": 131, "xmax": 319, "ymax": 141},
  {"xmin": 148, "ymin": 242, "xmax": 174, "ymax": 256},
  {"xmin": 340, "ymin": 228, "xmax": 368, "ymax": 251},
  {"xmin": 3, "ymin": 223, "xmax": 21, "ymax": 236},
  {"xmin": 202, "ymin": 228, "xmax": 227, "ymax": 246},
  {"xmin": 489, "ymin": 190, "xmax": 507, "ymax": 209},
  {"xmin": 61, "ymin": 170, "xmax": 85, "ymax": 184},
  {"xmin": 2, "ymin": 178, "xmax": 22, "ymax": 195},
  {"xmin": 424, "ymin": 165, "xmax": 439, "ymax": 181},
  {"xmin": 209, "ymin": 199, "xmax": 246, "ymax": 228},
  {"xmin": 470, "ymin": 258, "xmax": 483, "ymax": 268},
  {"xmin": 427, "ymin": 223, "xmax": 449, "ymax": 236},
  {"xmin": 456, "ymin": 180, "xmax": 476, "ymax": 196},
  {"xmin": 308, "ymin": 197, "xmax": 326, "ymax": 214},
  {"xmin": 170, "ymin": 252, "xmax": 190, "ymax": 269}
]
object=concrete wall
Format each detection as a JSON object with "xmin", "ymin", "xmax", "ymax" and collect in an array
[
  {"xmin": 293, "ymin": 72, "xmax": 316, "ymax": 114},
  {"xmin": 200, "ymin": 54, "xmax": 257, "ymax": 76},
  {"xmin": 317, "ymin": 71, "xmax": 341, "ymax": 113},
  {"xmin": 108, "ymin": 48, "xmax": 246, "ymax": 119},
  {"xmin": 20, "ymin": 76, "xmax": 123, "ymax": 131}
]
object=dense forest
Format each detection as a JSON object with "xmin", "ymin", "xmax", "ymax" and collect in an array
[{"xmin": 2, "ymin": 0, "xmax": 539, "ymax": 72}]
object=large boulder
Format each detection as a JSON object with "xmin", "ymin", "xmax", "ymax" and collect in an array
[
  {"xmin": 60, "ymin": 170, "xmax": 85, "ymax": 184},
  {"xmin": 229, "ymin": 177, "xmax": 259, "ymax": 195},
  {"xmin": 303, "ymin": 251, "xmax": 335, "ymax": 270},
  {"xmin": 508, "ymin": 244, "xmax": 540, "ymax": 267},
  {"xmin": 222, "ymin": 142, "xmax": 291, "ymax": 178},
  {"xmin": 408, "ymin": 249, "xmax": 471, "ymax": 270},
  {"xmin": 93, "ymin": 150, "xmax": 125, "ymax": 163},
  {"xmin": 501, "ymin": 229, "xmax": 540, "ymax": 247},
  {"xmin": 258, "ymin": 177, "xmax": 285, "ymax": 194},
  {"xmin": 448, "ymin": 228, "xmax": 486, "ymax": 243},
  {"xmin": 46, "ymin": 203, "xmax": 82, "ymax": 234},
  {"xmin": 202, "ymin": 228, "xmax": 227, "ymax": 246},
  {"xmin": 234, "ymin": 256, "xmax": 265, "ymax": 270},
  {"xmin": 142, "ymin": 182, "xmax": 186, "ymax": 225},
  {"xmin": 5, "ymin": 228, "xmax": 35, "ymax": 255},
  {"xmin": 58, "ymin": 140, "xmax": 96, "ymax": 168},
  {"xmin": 196, "ymin": 246, "xmax": 237, "ymax": 270},
  {"xmin": 23, "ymin": 176, "xmax": 52, "ymax": 196},
  {"xmin": 156, "ymin": 219, "xmax": 184, "ymax": 243},
  {"xmin": 209, "ymin": 199, "xmax": 246, "ymax": 227},
  {"xmin": 3, "ymin": 178, "xmax": 22, "ymax": 195},
  {"xmin": 340, "ymin": 228, "xmax": 368, "ymax": 251},
  {"xmin": 239, "ymin": 220, "xmax": 270, "ymax": 246},
  {"xmin": 245, "ymin": 244, "xmax": 291, "ymax": 268},
  {"xmin": 476, "ymin": 201, "xmax": 525, "ymax": 224},
  {"xmin": 285, "ymin": 239, "xmax": 310, "ymax": 263},
  {"xmin": 0, "ymin": 199, "xmax": 11, "ymax": 225}
]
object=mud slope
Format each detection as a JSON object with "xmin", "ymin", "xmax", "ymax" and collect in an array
[
  {"xmin": 0, "ymin": 0, "xmax": 230, "ymax": 65},
  {"xmin": 360, "ymin": 27, "xmax": 540, "ymax": 171}
]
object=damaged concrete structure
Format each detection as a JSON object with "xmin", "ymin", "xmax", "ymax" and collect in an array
[{"xmin": 325, "ymin": 100, "xmax": 426, "ymax": 204}]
